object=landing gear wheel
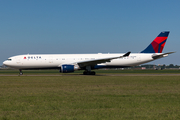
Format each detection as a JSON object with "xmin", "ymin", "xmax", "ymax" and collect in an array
[
  {"xmin": 83, "ymin": 71, "xmax": 87, "ymax": 75},
  {"xmin": 83, "ymin": 71, "xmax": 96, "ymax": 75},
  {"xmin": 19, "ymin": 69, "xmax": 23, "ymax": 75},
  {"xmin": 91, "ymin": 71, "xmax": 96, "ymax": 75},
  {"xmin": 19, "ymin": 72, "xmax": 23, "ymax": 75}
]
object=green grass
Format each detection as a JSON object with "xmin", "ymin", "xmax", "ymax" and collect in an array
[{"xmin": 0, "ymin": 76, "xmax": 180, "ymax": 119}]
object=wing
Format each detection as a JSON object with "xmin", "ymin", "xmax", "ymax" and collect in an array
[
  {"xmin": 152, "ymin": 52, "xmax": 175, "ymax": 59},
  {"xmin": 77, "ymin": 52, "xmax": 131, "ymax": 68}
]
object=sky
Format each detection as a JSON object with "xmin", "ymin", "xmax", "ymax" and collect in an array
[{"xmin": 0, "ymin": 0, "xmax": 180, "ymax": 65}]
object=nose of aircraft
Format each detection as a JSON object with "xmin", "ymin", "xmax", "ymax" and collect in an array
[
  {"xmin": 3, "ymin": 60, "xmax": 9, "ymax": 66},
  {"xmin": 3, "ymin": 61, "xmax": 7, "ymax": 65}
]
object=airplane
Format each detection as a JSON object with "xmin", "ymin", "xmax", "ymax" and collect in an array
[{"xmin": 3, "ymin": 31, "xmax": 174, "ymax": 75}]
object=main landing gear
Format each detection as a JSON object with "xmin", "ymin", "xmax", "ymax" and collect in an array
[
  {"xmin": 83, "ymin": 71, "xmax": 96, "ymax": 75},
  {"xmin": 19, "ymin": 69, "xmax": 23, "ymax": 75},
  {"xmin": 83, "ymin": 66, "xmax": 96, "ymax": 75}
]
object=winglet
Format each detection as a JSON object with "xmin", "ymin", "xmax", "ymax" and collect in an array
[{"xmin": 123, "ymin": 51, "xmax": 131, "ymax": 57}]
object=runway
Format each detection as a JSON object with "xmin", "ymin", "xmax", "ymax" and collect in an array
[{"xmin": 1, "ymin": 73, "xmax": 180, "ymax": 76}]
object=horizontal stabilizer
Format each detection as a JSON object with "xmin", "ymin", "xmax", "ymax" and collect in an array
[{"xmin": 152, "ymin": 52, "xmax": 175, "ymax": 59}]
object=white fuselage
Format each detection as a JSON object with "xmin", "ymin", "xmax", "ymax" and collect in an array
[{"xmin": 3, "ymin": 53, "xmax": 159, "ymax": 70}]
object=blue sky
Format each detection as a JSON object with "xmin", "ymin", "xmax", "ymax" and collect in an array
[{"xmin": 0, "ymin": 0, "xmax": 180, "ymax": 65}]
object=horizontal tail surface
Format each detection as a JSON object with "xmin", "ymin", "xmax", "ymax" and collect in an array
[{"xmin": 141, "ymin": 31, "xmax": 169, "ymax": 53}]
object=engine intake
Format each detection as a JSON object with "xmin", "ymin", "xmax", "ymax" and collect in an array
[{"xmin": 60, "ymin": 65, "xmax": 75, "ymax": 73}]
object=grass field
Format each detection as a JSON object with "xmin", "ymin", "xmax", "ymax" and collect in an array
[{"xmin": 0, "ymin": 70, "xmax": 180, "ymax": 119}]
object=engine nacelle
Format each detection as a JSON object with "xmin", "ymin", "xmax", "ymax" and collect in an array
[{"xmin": 60, "ymin": 65, "xmax": 75, "ymax": 73}]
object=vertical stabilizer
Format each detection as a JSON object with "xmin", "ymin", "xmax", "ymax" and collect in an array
[{"xmin": 141, "ymin": 31, "xmax": 169, "ymax": 53}]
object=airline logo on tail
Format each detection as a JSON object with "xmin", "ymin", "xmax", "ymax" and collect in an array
[{"xmin": 141, "ymin": 31, "xmax": 169, "ymax": 53}]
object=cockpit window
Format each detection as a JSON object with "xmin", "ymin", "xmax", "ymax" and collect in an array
[{"xmin": 7, "ymin": 59, "xmax": 12, "ymax": 61}]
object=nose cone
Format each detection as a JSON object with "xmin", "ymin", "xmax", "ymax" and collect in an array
[
  {"xmin": 3, "ymin": 58, "xmax": 13, "ymax": 68},
  {"xmin": 3, "ymin": 61, "xmax": 7, "ymax": 65}
]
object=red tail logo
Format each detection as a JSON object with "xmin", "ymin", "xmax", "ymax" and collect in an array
[{"xmin": 141, "ymin": 31, "xmax": 169, "ymax": 53}]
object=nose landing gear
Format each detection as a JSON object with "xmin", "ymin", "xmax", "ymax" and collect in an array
[{"xmin": 19, "ymin": 69, "xmax": 23, "ymax": 75}]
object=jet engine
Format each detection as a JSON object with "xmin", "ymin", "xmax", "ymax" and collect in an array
[{"xmin": 60, "ymin": 64, "xmax": 79, "ymax": 73}]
